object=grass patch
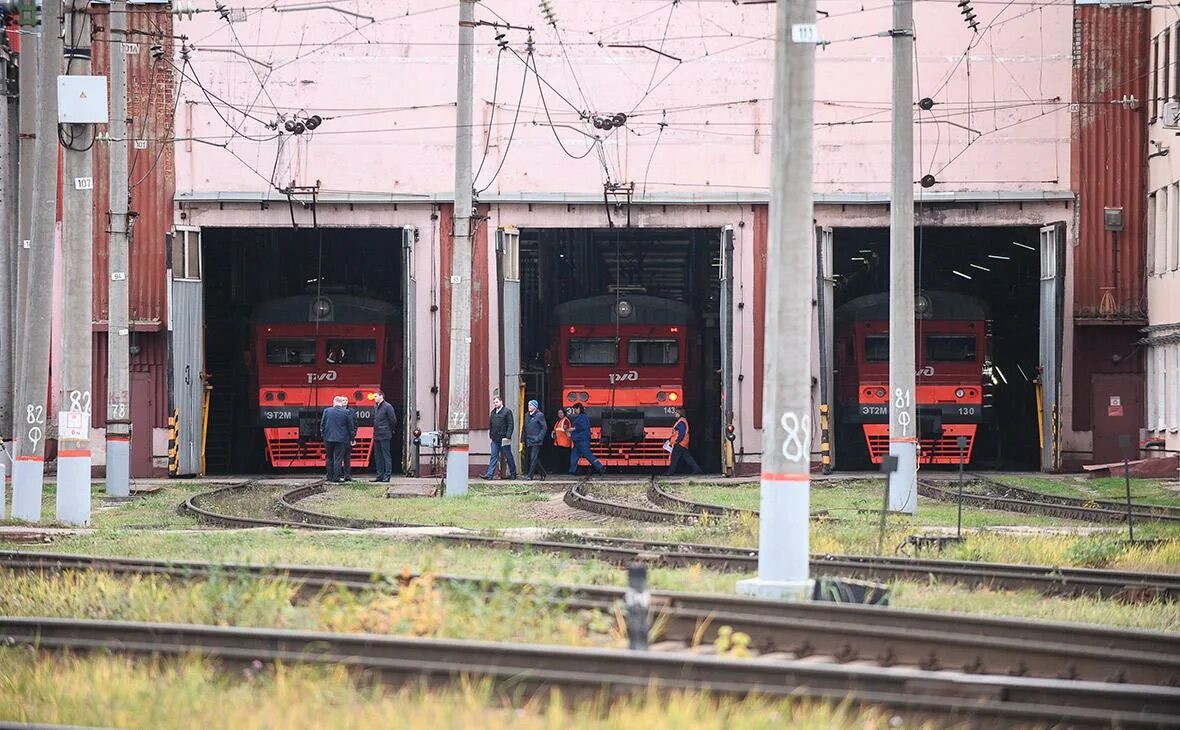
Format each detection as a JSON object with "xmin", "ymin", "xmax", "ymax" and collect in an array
[
  {"xmin": 0, "ymin": 482, "xmax": 210, "ymax": 530},
  {"xmin": 0, "ymin": 650, "xmax": 883, "ymax": 730},
  {"xmin": 987, "ymin": 474, "xmax": 1180, "ymax": 506},
  {"xmin": 303, "ymin": 482, "xmax": 609, "ymax": 529}
]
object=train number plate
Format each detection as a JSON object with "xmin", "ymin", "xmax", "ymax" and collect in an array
[{"xmin": 860, "ymin": 405, "xmax": 888, "ymax": 416}]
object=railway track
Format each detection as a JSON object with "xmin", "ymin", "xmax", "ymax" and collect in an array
[
  {"xmin": 177, "ymin": 481, "xmax": 1180, "ymax": 602},
  {"xmin": 6, "ymin": 616, "xmax": 1177, "ymax": 726},
  {"xmin": 5, "ymin": 550, "xmax": 1179, "ymax": 686},
  {"xmin": 970, "ymin": 474, "xmax": 1180, "ymax": 522},
  {"xmin": 567, "ymin": 479, "xmax": 835, "ymax": 523},
  {"xmin": 916, "ymin": 478, "xmax": 1180, "ymax": 524}
]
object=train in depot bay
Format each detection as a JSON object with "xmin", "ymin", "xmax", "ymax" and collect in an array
[
  {"xmin": 550, "ymin": 294, "xmax": 695, "ymax": 468},
  {"xmin": 251, "ymin": 294, "xmax": 400, "ymax": 469},
  {"xmin": 836, "ymin": 291, "xmax": 992, "ymax": 466}
]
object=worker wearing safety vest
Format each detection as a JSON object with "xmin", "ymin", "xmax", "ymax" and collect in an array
[{"xmin": 665, "ymin": 406, "xmax": 702, "ymax": 476}]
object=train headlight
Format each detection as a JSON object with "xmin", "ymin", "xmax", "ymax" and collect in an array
[
  {"xmin": 277, "ymin": 391, "xmax": 286, "ymax": 402},
  {"xmin": 579, "ymin": 391, "xmax": 589, "ymax": 402},
  {"xmin": 955, "ymin": 388, "xmax": 965, "ymax": 398},
  {"xmin": 265, "ymin": 392, "xmax": 274, "ymax": 402},
  {"xmin": 656, "ymin": 391, "xmax": 667, "ymax": 402},
  {"xmin": 567, "ymin": 392, "xmax": 577, "ymax": 403},
  {"xmin": 875, "ymin": 388, "xmax": 886, "ymax": 398},
  {"xmin": 668, "ymin": 392, "xmax": 678, "ymax": 402}
]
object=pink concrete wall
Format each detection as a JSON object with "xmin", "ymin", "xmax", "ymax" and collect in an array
[{"xmin": 172, "ymin": 1, "xmax": 1072, "ymax": 197}]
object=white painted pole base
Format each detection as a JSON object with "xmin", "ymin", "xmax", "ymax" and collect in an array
[
  {"xmin": 11, "ymin": 458, "xmax": 45, "ymax": 522},
  {"xmin": 736, "ymin": 477, "xmax": 813, "ymax": 601},
  {"xmin": 105, "ymin": 439, "xmax": 130, "ymax": 497},
  {"xmin": 0, "ymin": 462, "xmax": 6, "ymax": 519},
  {"xmin": 56, "ymin": 453, "xmax": 92, "ymax": 526},
  {"xmin": 444, "ymin": 448, "xmax": 469, "ymax": 497},
  {"xmin": 887, "ymin": 441, "xmax": 917, "ymax": 514}
]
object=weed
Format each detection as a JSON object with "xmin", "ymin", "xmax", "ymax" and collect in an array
[{"xmin": 1065, "ymin": 538, "xmax": 1125, "ymax": 569}]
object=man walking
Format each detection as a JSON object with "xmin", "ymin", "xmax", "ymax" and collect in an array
[
  {"xmin": 371, "ymin": 390, "xmax": 397, "ymax": 482},
  {"xmin": 568, "ymin": 404, "xmax": 605, "ymax": 476},
  {"xmin": 523, "ymin": 400, "xmax": 548, "ymax": 480},
  {"xmin": 320, "ymin": 396, "xmax": 356, "ymax": 483},
  {"xmin": 482, "ymin": 395, "xmax": 517, "ymax": 480},
  {"xmin": 664, "ymin": 406, "xmax": 702, "ymax": 476},
  {"xmin": 338, "ymin": 396, "xmax": 358, "ymax": 482}
]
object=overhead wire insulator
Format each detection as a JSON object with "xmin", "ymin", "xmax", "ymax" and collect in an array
[{"xmin": 539, "ymin": 0, "xmax": 557, "ymax": 27}]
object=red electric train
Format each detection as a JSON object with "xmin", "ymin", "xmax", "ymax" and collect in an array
[
  {"xmin": 836, "ymin": 291, "xmax": 990, "ymax": 465},
  {"xmin": 551, "ymin": 295, "xmax": 694, "ymax": 467},
  {"xmin": 251, "ymin": 294, "xmax": 399, "ymax": 469}
]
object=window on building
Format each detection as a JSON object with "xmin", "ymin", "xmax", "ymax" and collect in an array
[
  {"xmin": 1161, "ymin": 186, "xmax": 1171, "ymax": 278},
  {"xmin": 1170, "ymin": 344, "xmax": 1180, "ymax": 432},
  {"xmin": 266, "ymin": 339, "xmax": 316, "ymax": 365},
  {"xmin": 1148, "ymin": 192, "xmax": 1157, "ymax": 275},
  {"xmin": 1157, "ymin": 346, "xmax": 1168, "ymax": 431},
  {"xmin": 1154, "ymin": 35, "xmax": 1161, "ymax": 121},
  {"xmin": 1147, "ymin": 344, "xmax": 1158, "ymax": 430},
  {"xmin": 1173, "ymin": 183, "xmax": 1180, "ymax": 272},
  {"xmin": 627, "ymin": 339, "xmax": 679, "ymax": 366},
  {"xmin": 325, "ymin": 338, "xmax": 378, "ymax": 365},
  {"xmin": 568, "ymin": 338, "xmax": 618, "ymax": 365}
]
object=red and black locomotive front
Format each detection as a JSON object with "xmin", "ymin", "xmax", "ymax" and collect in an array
[
  {"xmin": 252, "ymin": 294, "xmax": 397, "ymax": 469},
  {"xmin": 552, "ymin": 295, "xmax": 693, "ymax": 467},
  {"xmin": 836, "ymin": 291, "xmax": 991, "ymax": 465}
]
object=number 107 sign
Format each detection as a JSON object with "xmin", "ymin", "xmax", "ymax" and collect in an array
[{"xmin": 59, "ymin": 411, "xmax": 89, "ymax": 440}]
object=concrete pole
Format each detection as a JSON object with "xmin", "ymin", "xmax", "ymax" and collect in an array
[
  {"xmin": 444, "ymin": 0, "xmax": 475, "ymax": 496},
  {"xmin": 887, "ymin": 0, "xmax": 917, "ymax": 514},
  {"xmin": 12, "ymin": 1, "xmax": 62, "ymax": 521},
  {"xmin": 105, "ymin": 0, "xmax": 131, "ymax": 496},
  {"xmin": 56, "ymin": 0, "xmax": 93, "ymax": 524},
  {"xmin": 0, "ymin": 45, "xmax": 13, "ymax": 459},
  {"xmin": 9, "ymin": 2, "xmax": 38, "ymax": 492},
  {"xmin": 736, "ymin": 0, "xmax": 816, "ymax": 601}
]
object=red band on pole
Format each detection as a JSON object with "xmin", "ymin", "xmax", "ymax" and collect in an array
[
  {"xmin": 15, "ymin": 455, "xmax": 44, "ymax": 462},
  {"xmin": 889, "ymin": 436, "xmax": 918, "ymax": 443},
  {"xmin": 107, "ymin": 436, "xmax": 130, "ymax": 442},
  {"xmin": 448, "ymin": 444, "xmax": 469, "ymax": 451},
  {"xmin": 58, "ymin": 450, "xmax": 91, "ymax": 458},
  {"xmin": 761, "ymin": 471, "xmax": 809, "ymax": 482}
]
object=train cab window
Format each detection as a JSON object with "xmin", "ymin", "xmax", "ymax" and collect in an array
[
  {"xmin": 627, "ymin": 339, "xmax": 679, "ymax": 366},
  {"xmin": 925, "ymin": 335, "xmax": 977, "ymax": 362},
  {"xmin": 568, "ymin": 338, "xmax": 618, "ymax": 365},
  {"xmin": 863, "ymin": 336, "xmax": 889, "ymax": 362},
  {"xmin": 266, "ymin": 339, "xmax": 317, "ymax": 365},
  {"xmin": 325, "ymin": 339, "xmax": 378, "ymax": 365}
]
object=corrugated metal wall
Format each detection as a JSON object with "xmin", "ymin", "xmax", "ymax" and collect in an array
[
  {"xmin": 90, "ymin": 6, "xmax": 173, "ymax": 326},
  {"xmin": 437, "ymin": 204, "xmax": 491, "ymax": 433},
  {"xmin": 1071, "ymin": 4, "xmax": 1149, "ymax": 321}
]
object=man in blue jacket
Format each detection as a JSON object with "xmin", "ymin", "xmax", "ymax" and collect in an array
[
  {"xmin": 568, "ymin": 404, "xmax": 605, "ymax": 476},
  {"xmin": 320, "ymin": 396, "xmax": 356, "ymax": 483},
  {"xmin": 371, "ymin": 391, "xmax": 397, "ymax": 483}
]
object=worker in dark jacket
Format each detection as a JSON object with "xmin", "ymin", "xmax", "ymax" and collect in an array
[
  {"xmin": 664, "ymin": 406, "xmax": 702, "ymax": 476},
  {"xmin": 523, "ymin": 400, "xmax": 548, "ymax": 480},
  {"xmin": 320, "ymin": 396, "xmax": 356, "ymax": 483},
  {"xmin": 482, "ymin": 396, "xmax": 517, "ymax": 480},
  {"xmin": 568, "ymin": 403, "xmax": 605, "ymax": 476},
  {"xmin": 371, "ymin": 390, "xmax": 397, "ymax": 483}
]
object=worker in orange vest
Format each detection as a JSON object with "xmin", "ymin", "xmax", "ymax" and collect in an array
[
  {"xmin": 665, "ymin": 406, "xmax": 702, "ymax": 476},
  {"xmin": 552, "ymin": 407, "xmax": 573, "ymax": 469}
]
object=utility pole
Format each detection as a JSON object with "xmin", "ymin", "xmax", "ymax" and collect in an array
[
  {"xmin": 8, "ymin": 0, "xmax": 38, "ymax": 505},
  {"xmin": 887, "ymin": 0, "xmax": 917, "ymax": 514},
  {"xmin": 444, "ymin": 0, "xmax": 475, "ymax": 497},
  {"xmin": 105, "ymin": 0, "xmax": 131, "ymax": 497},
  {"xmin": 736, "ymin": 0, "xmax": 816, "ymax": 601},
  {"xmin": 11, "ymin": 0, "xmax": 61, "ymax": 521},
  {"xmin": 0, "ymin": 9, "xmax": 17, "ymax": 458},
  {"xmin": 56, "ymin": 0, "xmax": 95, "ymax": 524}
]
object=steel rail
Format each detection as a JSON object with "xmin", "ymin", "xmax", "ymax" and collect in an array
[
  {"xmin": 177, "ymin": 483, "xmax": 1180, "ymax": 601},
  {"xmin": 4, "ymin": 550, "xmax": 1178, "ymax": 686},
  {"xmin": 646, "ymin": 479, "xmax": 759, "ymax": 519},
  {"xmin": 180, "ymin": 480, "xmax": 337, "ymax": 531},
  {"xmin": 567, "ymin": 480, "xmax": 831, "ymax": 524},
  {"xmin": 3, "ymin": 617, "xmax": 1177, "ymax": 726},
  {"xmin": 917, "ymin": 479, "xmax": 1180, "ymax": 524},
  {"xmin": 968, "ymin": 474, "xmax": 1180, "ymax": 522}
]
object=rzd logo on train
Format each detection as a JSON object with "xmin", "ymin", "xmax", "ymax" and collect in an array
[
  {"xmin": 608, "ymin": 370, "xmax": 640, "ymax": 384},
  {"xmin": 306, "ymin": 370, "xmax": 339, "ymax": 384}
]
